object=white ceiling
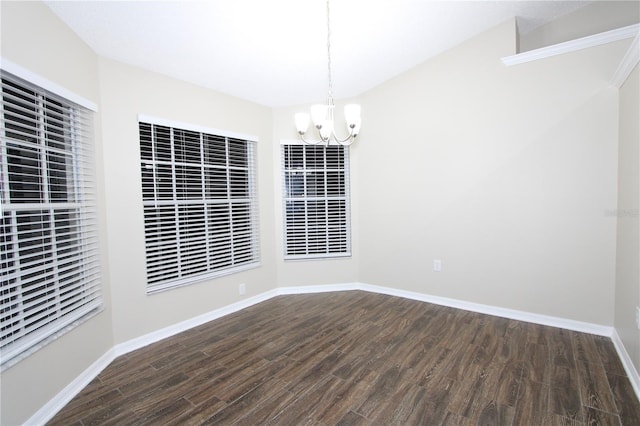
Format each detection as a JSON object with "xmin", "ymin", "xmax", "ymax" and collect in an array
[{"xmin": 44, "ymin": 0, "xmax": 591, "ymax": 107}]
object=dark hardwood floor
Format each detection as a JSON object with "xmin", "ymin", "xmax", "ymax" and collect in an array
[{"xmin": 48, "ymin": 291, "xmax": 640, "ymax": 425}]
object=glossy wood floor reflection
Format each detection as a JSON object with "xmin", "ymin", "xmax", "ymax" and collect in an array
[{"xmin": 48, "ymin": 291, "xmax": 640, "ymax": 425}]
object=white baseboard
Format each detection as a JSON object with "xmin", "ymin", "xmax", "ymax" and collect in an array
[
  {"xmin": 611, "ymin": 329, "xmax": 640, "ymax": 399},
  {"xmin": 358, "ymin": 283, "xmax": 614, "ymax": 337},
  {"xmin": 27, "ymin": 289, "xmax": 278, "ymax": 425},
  {"xmin": 29, "ymin": 282, "xmax": 639, "ymax": 424},
  {"xmin": 113, "ymin": 289, "xmax": 279, "ymax": 357},
  {"xmin": 279, "ymin": 282, "xmax": 639, "ymax": 402},
  {"xmin": 277, "ymin": 282, "xmax": 359, "ymax": 295},
  {"xmin": 26, "ymin": 347, "xmax": 117, "ymax": 426}
]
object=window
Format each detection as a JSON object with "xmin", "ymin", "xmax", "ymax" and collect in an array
[
  {"xmin": 282, "ymin": 142, "xmax": 351, "ymax": 259},
  {"xmin": 0, "ymin": 71, "xmax": 102, "ymax": 369},
  {"xmin": 139, "ymin": 119, "xmax": 259, "ymax": 293}
]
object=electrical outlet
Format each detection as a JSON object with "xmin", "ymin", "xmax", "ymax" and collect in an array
[
  {"xmin": 433, "ymin": 259, "xmax": 442, "ymax": 272},
  {"xmin": 239, "ymin": 283, "xmax": 246, "ymax": 295}
]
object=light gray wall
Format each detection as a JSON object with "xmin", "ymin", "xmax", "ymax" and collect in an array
[
  {"xmin": 0, "ymin": 2, "xmax": 114, "ymax": 425},
  {"xmin": 615, "ymin": 64, "xmax": 640, "ymax": 372},
  {"xmin": 356, "ymin": 19, "xmax": 623, "ymax": 325}
]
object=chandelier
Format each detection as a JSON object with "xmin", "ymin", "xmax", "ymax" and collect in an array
[{"xmin": 294, "ymin": 0, "xmax": 361, "ymax": 145}]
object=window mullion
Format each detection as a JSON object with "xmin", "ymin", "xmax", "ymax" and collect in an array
[
  {"xmin": 70, "ymin": 107, "xmax": 80, "ymax": 204},
  {"xmin": 0, "ymin": 94, "xmax": 7, "ymax": 211},
  {"xmin": 151, "ymin": 125, "xmax": 159, "ymax": 208},
  {"xmin": 303, "ymin": 147, "xmax": 310, "ymax": 255},
  {"xmin": 323, "ymin": 150, "xmax": 330, "ymax": 254},
  {"xmin": 247, "ymin": 142, "xmax": 258, "ymax": 260},
  {"xmin": 1, "ymin": 83, "xmax": 25, "ymax": 353},
  {"xmin": 225, "ymin": 137, "xmax": 234, "ymax": 264},
  {"xmin": 169, "ymin": 127, "xmax": 182, "ymax": 277},
  {"xmin": 37, "ymin": 94, "xmax": 50, "ymax": 205},
  {"xmin": 344, "ymin": 147, "xmax": 351, "ymax": 254},
  {"xmin": 68, "ymin": 107, "xmax": 88, "ymax": 290},
  {"xmin": 200, "ymin": 133, "xmax": 210, "ymax": 272},
  {"xmin": 38, "ymin": 94, "xmax": 65, "ymax": 318},
  {"xmin": 6, "ymin": 209, "xmax": 25, "ymax": 344}
]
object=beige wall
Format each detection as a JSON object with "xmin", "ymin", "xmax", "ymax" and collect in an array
[
  {"xmin": 356, "ymin": 19, "xmax": 624, "ymax": 325},
  {"xmin": 1, "ymin": 2, "xmax": 278, "ymax": 424},
  {"xmin": 98, "ymin": 58, "xmax": 277, "ymax": 345},
  {"xmin": 0, "ymin": 2, "xmax": 114, "ymax": 425},
  {"xmin": 271, "ymin": 104, "xmax": 361, "ymax": 287},
  {"xmin": 615, "ymin": 64, "xmax": 640, "ymax": 372},
  {"xmin": 0, "ymin": 1, "xmax": 99, "ymax": 102}
]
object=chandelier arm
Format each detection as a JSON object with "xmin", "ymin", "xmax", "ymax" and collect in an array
[
  {"xmin": 298, "ymin": 132, "xmax": 329, "ymax": 145},
  {"xmin": 331, "ymin": 132, "xmax": 357, "ymax": 145}
]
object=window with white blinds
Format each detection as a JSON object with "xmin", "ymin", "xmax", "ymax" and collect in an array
[
  {"xmin": 0, "ymin": 71, "xmax": 102, "ymax": 369},
  {"xmin": 282, "ymin": 143, "xmax": 351, "ymax": 259},
  {"xmin": 139, "ymin": 120, "xmax": 260, "ymax": 293}
]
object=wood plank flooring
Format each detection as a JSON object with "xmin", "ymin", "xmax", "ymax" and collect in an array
[{"xmin": 48, "ymin": 291, "xmax": 640, "ymax": 425}]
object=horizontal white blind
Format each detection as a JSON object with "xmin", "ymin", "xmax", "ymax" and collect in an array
[
  {"xmin": 140, "ymin": 122, "xmax": 260, "ymax": 293},
  {"xmin": 0, "ymin": 71, "xmax": 102, "ymax": 369},
  {"xmin": 282, "ymin": 143, "xmax": 351, "ymax": 259}
]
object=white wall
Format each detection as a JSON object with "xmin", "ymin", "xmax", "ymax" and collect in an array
[
  {"xmin": 615, "ymin": 64, "xmax": 640, "ymax": 372},
  {"xmin": 0, "ymin": 2, "xmax": 114, "ymax": 425},
  {"xmin": 356, "ymin": 19, "xmax": 624, "ymax": 325}
]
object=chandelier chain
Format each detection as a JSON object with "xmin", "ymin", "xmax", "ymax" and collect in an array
[
  {"xmin": 293, "ymin": 0, "xmax": 360, "ymax": 146},
  {"xmin": 326, "ymin": 0, "xmax": 333, "ymax": 106}
]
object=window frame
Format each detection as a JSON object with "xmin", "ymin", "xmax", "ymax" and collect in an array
[
  {"xmin": 138, "ymin": 115, "xmax": 260, "ymax": 294},
  {"xmin": 0, "ymin": 69, "xmax": 102, "ymax": 370},
  {"xmin": 281, "ymin": 140, "xmax": 352, "ymax": 260}
]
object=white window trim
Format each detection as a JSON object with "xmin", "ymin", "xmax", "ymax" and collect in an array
[
  {"xmin": 0, "ymin": 69, "xmax": 102, "ymax": 370},
  {"xmin": 1, "ymin": 58, "xmax": 98, "ymax": 112},
  {"xmin": 281, "ymin": 139, "xmax": 352, "ymax": 260},
  {"xmin": 139, "ymin": 117, "xmax": 260, "ymax": 293},
  {"xmin": 138, "ymin": 114, "xmax": 258, "ymax": 143}
]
